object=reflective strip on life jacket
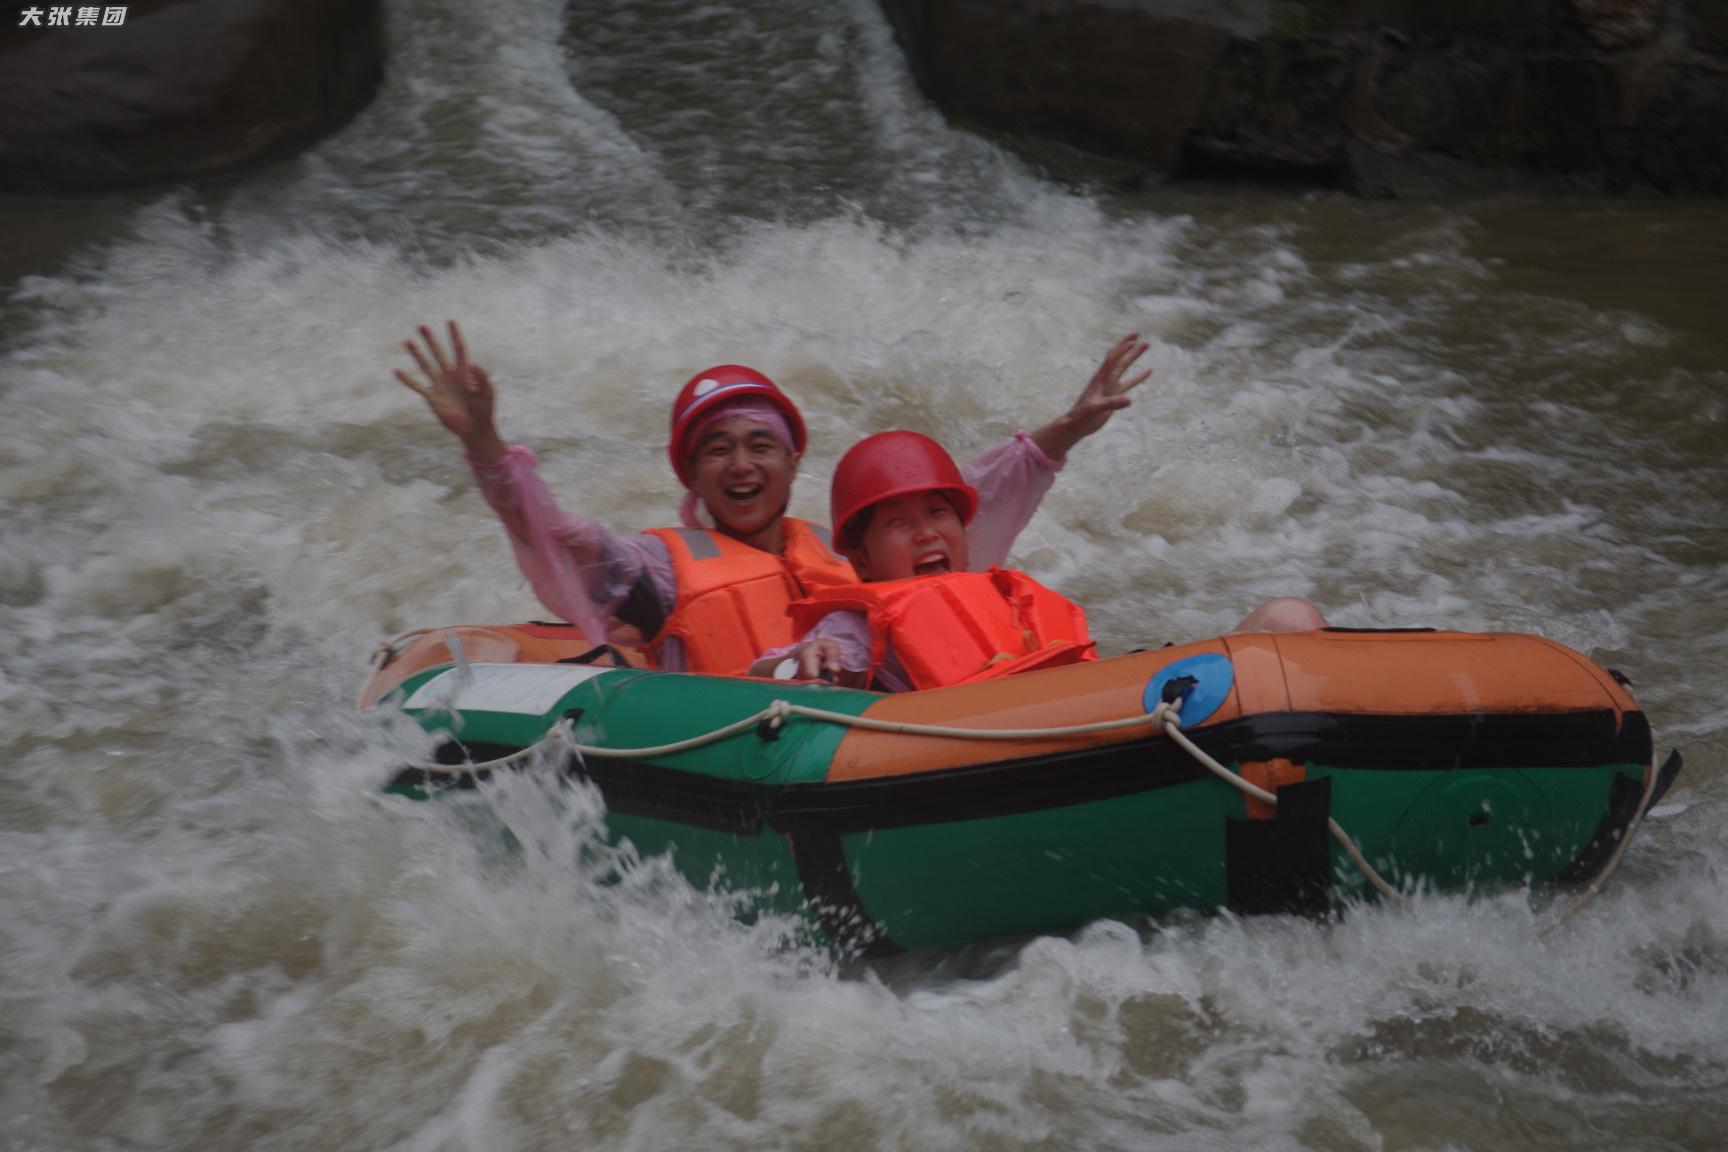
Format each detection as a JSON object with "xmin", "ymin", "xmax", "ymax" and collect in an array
[
  {"xmin": 647, "ymin": 518, "xmax": 857, "ymax": 676},
  {"xmin": 790, "ymin": 568, "xmax": 1095, "ymax": 691}
]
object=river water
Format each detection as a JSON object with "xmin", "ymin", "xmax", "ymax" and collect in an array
[{"xmin": 3, "ymin": 0, "xmax": 1726, "ymax": 1148}]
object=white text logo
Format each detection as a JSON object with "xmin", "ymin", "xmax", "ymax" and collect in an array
[{"xmin": 17, "ymin": 6, "xmax": 128, "ymax": 26}]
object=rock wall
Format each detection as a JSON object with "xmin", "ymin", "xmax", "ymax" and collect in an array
[
  {"xmin": 0, "ymin": 0, "xmax": 385, "ymax": 193},
  {"xmin": 878, "ymin": 0, "xmax": 1728, "ymax": 195}
]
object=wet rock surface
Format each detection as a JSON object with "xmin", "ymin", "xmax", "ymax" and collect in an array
[
  {"xmin": 879, "ymin": 0, "xmax": 1728, "ymax": 195},
  {"xmin": 0, "ymin": 0, "xmax": 384, "ymax": 193}
]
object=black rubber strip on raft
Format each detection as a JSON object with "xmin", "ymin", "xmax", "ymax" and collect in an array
[
  {"xmin": 1320, "ymin": 626, "xmax": 1439, "ymax": 633},
  {"xmin": 388, "ymin": 746, "xmax": 774, "ymax": 833},
  {"xmin": 604, "ymin": 707, "xmax": 1652, "ymax": 836},
  {"xmin": 786, "ymin": 828, "xmax": 905, "ymax": 958},
  {"xmin": 1553, "ymin": 747, "xmax": 1683, "ymax": 886},
  {"xmin": 1553, "ymin": 769, "xmax": 1648, "ymax": 885},
  {"xmin": 1225, "ymin": 775, "xmax": 1335, "ymax": 917},
  {"xmin": 1226, "ymin": 709, "xmax": 1651, "ymax": 774},
  {"xmin": 386, "ymin": 738, "xmax": 502, "ymax": 793},
  {"xmin": 1649, "ymin": 747, "xmax": 1684, "ymax": 810},
  {"xmin": 391, "ymin": 708, "xmax": 1653, "ymax": 837}
]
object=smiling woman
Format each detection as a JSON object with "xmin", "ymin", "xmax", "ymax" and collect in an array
[
  {"xmin": 757, "ymin": 429, "xmax": 1328, "ymax": 688},
  {"xmin": 753, "ymin": 430, "xmax": 1097, "ymax": 690},
  {"xmin": 394, "ymin": 320, "xmax": 1156, "ymax": 676}
]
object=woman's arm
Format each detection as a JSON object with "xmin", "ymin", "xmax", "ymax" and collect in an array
[{"xmin": 963, "ymin": 334, "xmax": 1152, "ymax": 568}]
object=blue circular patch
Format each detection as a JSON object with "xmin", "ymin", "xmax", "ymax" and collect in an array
[{"xmin": 1143, "ymin": 652, "xmax": 1235, "ymax": 727}]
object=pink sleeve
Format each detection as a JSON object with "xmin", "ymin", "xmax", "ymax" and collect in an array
[
  {"xmin": 467, "ymin": 445, "xmax": 677, "ymax": 643},
  {"xmin": 758, "ymin": 610, "xmax": 874, "ymax": 672},
  {"xmin": 961, "ymin": 430, "xmax": 1063, "ymax": 569},
  {"xmin": 760, "ymin": 612, "xmax": 917, "ymax": 692}
]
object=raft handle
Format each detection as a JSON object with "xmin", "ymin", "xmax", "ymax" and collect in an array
[
  {"xmin": 1542, "ymin": 746, "xmax": 1682, "ymax": 932},
  {"xmin": 1320, "ymin": 626, "xmax": 1438, "ymax": 634},
  {"xmin": 559, "ymin": 644, "xmax": 637, "ymax": 668},
  {"xmin": 1649, "ymin": 747, "xmax": 1682, "ymax": 809},
  {"xmin": 1160, "ymin": 675, "xmax": 1198, "ymax": 707}
]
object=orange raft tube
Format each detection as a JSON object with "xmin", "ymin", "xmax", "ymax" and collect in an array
[{"xmin": 364, "ymin": 623, "xmax": 1678, "ymax": 954}]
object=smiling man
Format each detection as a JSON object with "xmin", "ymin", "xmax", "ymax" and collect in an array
[{"xmin": 643, "ymin": 367, "xmax": 857, "ymax": 674}]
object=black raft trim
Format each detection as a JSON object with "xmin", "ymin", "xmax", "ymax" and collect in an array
[
  {"xmin": 1226, "ymin": 775, "xmax": 1334, "ymax": 917},
  {"xmin": 393, "ymin": 707, "xmax": 1653, "ymax": 833},
  {"xmin": 1554, "ymin": 747, "xmax": 1683, "ymax": 886},
  {"xmin": 386, "ymin": 739, "xmax": 506, "ymax": 794},
  {"xmin": 787, "ymin": 828, "xmax": 905, "ymax": 958},
  {"xmin": 556, "ymin": 707, "xmax": 1652, "ymax": 836}
]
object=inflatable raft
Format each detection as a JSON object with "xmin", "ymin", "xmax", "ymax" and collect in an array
[{"xmin": 362, "ymin": 623, "xmax": 1678, "ymax": 954}]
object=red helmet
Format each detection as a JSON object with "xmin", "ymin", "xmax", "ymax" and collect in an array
[
  {"xmin": 830, "ymin": 430, "xmax": 979, "ymax": 544},
  {"xmin": 667, "ymin": 365, "xmax": 807, "ymax": 485}
]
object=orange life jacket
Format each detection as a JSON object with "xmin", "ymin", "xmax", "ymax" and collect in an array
[
  {"xmin": 789, "ymin": 568, "xmax": 1096, "ymax": 691},
  {"xmin": 647, "ymin": 519, "xmax": 857, "ymax": 676}
]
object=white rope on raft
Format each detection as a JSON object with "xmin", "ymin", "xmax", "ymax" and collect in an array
[
  {"xmin": 397, "ymin": 697, "xmax": 1181, "ymax": 766},
  {"xmin": 396, "ymin": 695, "xmax": 1415, "ymax": 906},
  {"xmin": 395, "ymin": 692, "xmax": 1657, "ymax": 928}
]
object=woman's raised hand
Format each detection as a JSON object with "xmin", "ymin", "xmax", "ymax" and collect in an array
[
  {"xmin": 1067, "ymin": 332, "xmax": 1152, "ymax": 437},
  {"xmin": 1028, "ymin": 333, "xmax": 1153, "ymax": 461},
  {"xmin": 395, "ymin": 321, "xmax": 507, "ymax": 462}
]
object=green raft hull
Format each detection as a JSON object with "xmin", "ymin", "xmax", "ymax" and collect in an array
[{"xmin": 381, "ymin": 633, "xmax": 1668, "ymax": 954}]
